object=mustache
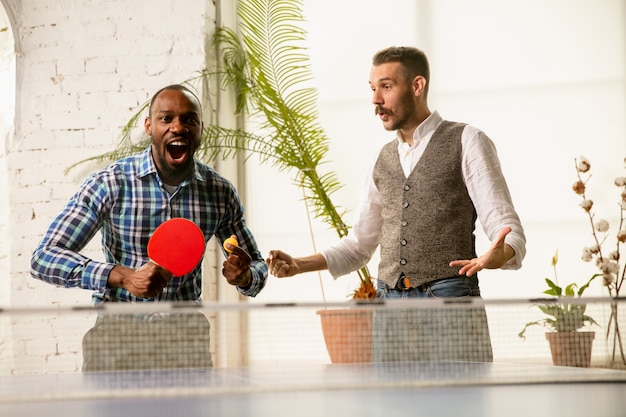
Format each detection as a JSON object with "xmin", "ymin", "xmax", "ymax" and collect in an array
[{"xmin": 375, "ymin": 105, "xmax": 388, "ymax": 116}]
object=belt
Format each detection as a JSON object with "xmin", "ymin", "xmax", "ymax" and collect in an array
[{"xmin": 393, "ymin": 275, "xmax": 468, "ymax": 292}]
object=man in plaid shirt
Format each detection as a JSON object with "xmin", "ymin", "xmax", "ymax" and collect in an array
[{"xmin": 31, "ymin": 84, "xmax": 267, "ymax": 305}]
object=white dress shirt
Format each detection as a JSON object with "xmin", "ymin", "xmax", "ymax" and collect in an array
[{"xmin": 321, "ymin": 111, "xmax": 526, "ymax": 279}]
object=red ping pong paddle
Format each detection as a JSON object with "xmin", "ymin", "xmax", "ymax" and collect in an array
[{"xmin": 147, "ymin": 218, "xmax": 205, "ymax": 276}]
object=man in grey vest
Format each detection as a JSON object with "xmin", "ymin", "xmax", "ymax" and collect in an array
[{"xmin": 266, "ymin": 46, "xmax": 526, "ymax": 362}]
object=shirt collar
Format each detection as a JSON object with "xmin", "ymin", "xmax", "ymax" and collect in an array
[
  {"xmin": 395, "ymin": 110, "xmax": 443, "ymax": 148},
  {"xmin": 137, "ymin": 146, "xmax": 158, "ymax": 179}
]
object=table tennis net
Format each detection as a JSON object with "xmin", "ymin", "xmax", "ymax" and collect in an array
[{"xmin": 1, "ymin": 297, "xmax": 625, "ymax": 400}]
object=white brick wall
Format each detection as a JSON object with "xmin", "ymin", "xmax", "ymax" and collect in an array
[
  {"xmin": 3, "ymin": 0, "xmax": 214, "ymax": 304},
  {"xmin": 0, "ymin": 0, "xmax": 220, "ymax": 373}
]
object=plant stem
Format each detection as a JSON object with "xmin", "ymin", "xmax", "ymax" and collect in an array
[{"xmin": 608, "ymin": 302, "xmax": 626, "ymax": 366}]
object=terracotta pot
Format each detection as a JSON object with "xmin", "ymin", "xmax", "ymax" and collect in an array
[
  {"xmin": 545, "ymin": 331, "xmax": 595, "ymax": 368},
  {"xmin": 317, "ymin": 308, "xmax": 373, "ymax": 363}
]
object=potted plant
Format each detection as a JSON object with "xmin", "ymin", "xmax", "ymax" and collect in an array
[
  {"xmin": 571, "ymin": 156, "xmax": 626, "ymax": 368},
  {"xmin": 518, "ymin": 251, "xmax": 598, "ymax": 367},
  {"xmin": 208, "ymin": 0, "xmax": 377, "ymax": 363},
  {"xmin": 69, "ymin": 0, "xmax": 376, "ymax": 362}
]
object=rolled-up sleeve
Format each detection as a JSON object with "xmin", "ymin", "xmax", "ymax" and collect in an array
[{"xmin": 462, "ymin": 126, "xmax": 526, "ymax": 269}]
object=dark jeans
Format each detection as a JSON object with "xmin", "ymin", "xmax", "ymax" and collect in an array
[{"xmin": 373, "ymin": 276, "xmax": 493, "ymax": 362}]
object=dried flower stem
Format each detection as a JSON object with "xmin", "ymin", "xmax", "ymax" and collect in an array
[{"xmin": 574, "ymin": 156, "xmax": 626, "ymax": 367}]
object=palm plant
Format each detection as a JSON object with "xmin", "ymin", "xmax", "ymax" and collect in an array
[{"xmin": 68, "ymin": 0, "xmax": 376, "ymax": 299}]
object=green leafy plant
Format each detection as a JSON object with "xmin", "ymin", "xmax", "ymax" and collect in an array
[
  {"xmin": 67, "ymin": 0, "xmax": 376, "ymax": 299},
  {"xmin": 518, "ymin": 251, "xmax": 598, "ymax": 339}
]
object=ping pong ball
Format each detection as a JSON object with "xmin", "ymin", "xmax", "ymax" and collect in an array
[{"xmin": 223, "ymin": 236, "xmax": 238, "ymax": 253}]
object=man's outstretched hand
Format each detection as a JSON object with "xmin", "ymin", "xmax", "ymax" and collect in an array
[{"xmin": 449, "ymin": 227, "xmax": 514, "ymax": 276}]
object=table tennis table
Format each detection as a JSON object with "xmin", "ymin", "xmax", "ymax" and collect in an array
[
  {"xmin": 3, "ymin": 299, "xmax": 626, "ymax": 417},
  {"xmin": 1, "ymin": 360, "xmax": 625, "ymax": 417}
]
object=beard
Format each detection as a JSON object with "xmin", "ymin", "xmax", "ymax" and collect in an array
[
  {"xmin": 158, "ymin": 154, "xmax": 194, "ymax": 179},
  {"xmin": 152, "ymin": 144, "xmax": 195, "ymax": 185},
  {"xmin": 375, "ymin": 93, "xmax": 417, "ymax": 131}
]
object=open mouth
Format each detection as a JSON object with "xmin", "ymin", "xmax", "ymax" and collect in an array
[
  {"xmin": 375, "ymin": 106, "xmax": 389, "ymax": 121},
  {"xmin": 166, "ymin": 140, "xmax": 189, "ymax": 162}
]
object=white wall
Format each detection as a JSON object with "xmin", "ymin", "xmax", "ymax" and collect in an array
[
  {"xmin": 1, "ymin": 0, "xmax": 625, "ymax": 371},
  {"xmin": 0, "ymin": 0, "xmax": 214, "ymax": 307},
  {"xmin": 0, "ymin": 2, "xmax": 13, "ymax": 308},
  {"xmin": 247, "ymin": 0, "xmax": 626, "ymax": 303},
  {"xmin": 3, "ymin": 0, "xmax": 622, "ymax": 305},
  {"xmin": 244, "ymin": 0, "xmax": 626, "ymax": 365},
  {"xmin": 0, "ymin": 0, "xmax": 218, "ymax": 373}
]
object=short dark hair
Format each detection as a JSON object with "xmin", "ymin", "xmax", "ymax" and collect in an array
[
  {"xmin": 372, "ymin": 46, "xmax": 430, "ymax": 95},
  {"xmin": 148, "ymin": 84, "xmax": 202, "ymax": 116}
]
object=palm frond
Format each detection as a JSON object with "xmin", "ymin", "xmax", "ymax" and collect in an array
[
  {"xmin": 67, "ymin": 0, "xmax": 373, "ymax": 293},
  {"xmin": 199, "ymin": 124, "xmax": 287, "ymax": 169}
]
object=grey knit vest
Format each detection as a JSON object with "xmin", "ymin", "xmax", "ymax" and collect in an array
[{"xmin": 373, "ymin": 121, "xmax": 477, "ymax": 288}]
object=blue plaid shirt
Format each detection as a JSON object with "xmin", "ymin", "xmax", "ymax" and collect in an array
[{"xmin": 31, "ymin": 146, "xmax": 267, "ymax": 304}]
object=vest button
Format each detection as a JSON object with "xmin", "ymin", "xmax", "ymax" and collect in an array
[
  {"xmin": 400, "ymin": 259, "xmax": 407, "ymax": 265},
  {"xmin": 402, "ymin": 201, "xmax": 409, "ymax": 208},
  {"xmin": 401, "ymin": 220, "xmax": 408, "ymax": 227},
  {"xmin": 403, "ymin": 185, "xmax": 410, "ymax": 191},
  {"xmin": 401, "ymin": 239, "xmax": 407, "ymax": 246}
]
